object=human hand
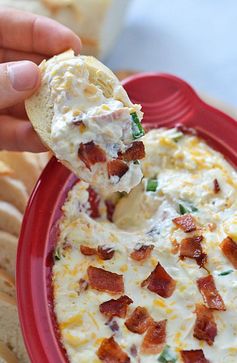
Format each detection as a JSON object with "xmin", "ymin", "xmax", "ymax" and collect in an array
[{"xmin": 0, "ymin": 8, "xmax": 81, "ymax": 152}]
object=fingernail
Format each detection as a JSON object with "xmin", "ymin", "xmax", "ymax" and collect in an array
[{"xmin": 8, "ymin": 61, "xmax": 39, "ymax": 91}]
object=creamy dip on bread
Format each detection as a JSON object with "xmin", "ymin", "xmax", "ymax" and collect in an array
[{"xmin": 53, "ymin": 128, "xmax": 237, "ymax": 363}]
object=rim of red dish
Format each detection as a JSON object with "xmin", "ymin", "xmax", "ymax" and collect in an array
[{"xmin": 17, "ymin": 73, "xmax": 237, "ymax": 363}]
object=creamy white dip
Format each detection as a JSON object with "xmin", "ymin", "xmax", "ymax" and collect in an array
[
  {"xmin": 53, "ymin": 128, "xmax": 237, "ymax": 363},
  {"xmin": 40, "ymin": 52, "xmax": 144, "ymax": 194}
]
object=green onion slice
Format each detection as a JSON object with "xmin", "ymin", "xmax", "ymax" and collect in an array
[
  {"xmin": 158, "ymin": 345, "xmax": 177, "ymax": 363},
  {"xmin": 179, "ymin": 202, "xmax": 198, "ymax": 215},
  {"xmin": 131, "ymin": 112, "xmax": 145, "ymax": 139},
  {"xmin": 54, "ymin": 247, "xmax": 62, "ymax": 261},
  {"xmin": 218, "ymin": 269, "xmax": 233, "ymax": 276},
  {"xmin": 133, "ymin": 160, "xmax": 140, "ymax": 165},
  {"xmin": 146, "ymin": 179, "xmax": 158, "ymax": 192}
]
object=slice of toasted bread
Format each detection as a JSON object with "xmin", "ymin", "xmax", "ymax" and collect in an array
[
  {"xmin": 0, "ymin": 152, "xmax": 40, "ymax": 194},
  {"xmin": 0, "ymin": 177, "xmax": 28, "ymax": 213},
  {"xmin": 0, "ymin": 293, "xmax": 29, "ymax": 363},
  {"xmin": 0, "ymin": 231, "xmax": 17, "ymax": 277},
  {"xmin": 25, "ymin": 50, "xmax": 139, "ymax": 153},
  {"xmin": 0, "ymin": 269, "xmax": 15, "ymax": 297},
  {"xmin": 0, "ymin": 341, "xmax": 18, "ymax": 363},
  {"xmin": 0, "ymin": 202, "xmax": 22, "ymax": 237},
  {"xmin": 0, "ymin": 161, "xmax": 12, "ymax": 177}
]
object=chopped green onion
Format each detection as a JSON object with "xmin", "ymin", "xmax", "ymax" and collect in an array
[
  {"xmin": 179, "ymin": 202, "xmax": 198, "ymax": 215},
  {"xmin": 218, "ymin": 269, "xmax": 233, "ymax": 276},
  {"xmin": 158, "ymin": 345, "xmax": 177, "ymax": 363},
  {"xmin": 169, "ymin": 131, "xmax": 183, "ymax": 142},
  {"xmin": 133, "ymin": 160, "xmax": 140, "ymax": 165},
  {"xmin": 54, "ymin": 247, "xmax": 62, "ymax": 261},
  {"xmin": 131, "ymin": 112, "xmax": 145, "ymax": 139},
  {"xmin": 146, "ymin": 179, "xmax": 158, "ymax": 192}
]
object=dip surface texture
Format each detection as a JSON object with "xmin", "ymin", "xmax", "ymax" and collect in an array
[{"xmin": 53, "ymin": 128, "xmax": 237, "ymax": 363}]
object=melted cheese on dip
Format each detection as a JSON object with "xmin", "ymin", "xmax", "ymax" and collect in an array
[
  {"xmin": 53, "ymin": 128, "xmax": 237, "ymax": 363},
  {"xmin": 41, "ymin": 51, "xmax": 143, "ymax": 194}
]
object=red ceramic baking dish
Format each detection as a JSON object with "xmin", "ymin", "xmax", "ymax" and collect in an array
[{"xmin": 17, "ymin": 73, "xmax": 237, "ymax": 362}]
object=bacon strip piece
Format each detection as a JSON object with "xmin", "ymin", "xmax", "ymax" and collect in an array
[
  {"xmin": 179, "ymin": 236, "xmax": 207, "ymax": 268},
  {"xmin": 80, "ymin": 245, "xmax": 115, "ymax": 260},
  {"xmin": 99, "ymin": 295, "xmax": 133, "ymax": 319},
  {"xmin": 213, "ymin": 178, "xmax": 221, "ymax": 193},
  {"xmin": 197, "ymin": 275, "xmax": 226, "ymax": 310},
  {"xmin": 108, "ymin": 160, "xmax": 129, "ymax": 178},
  {"xmin": 78, "ymin": 141, "xmax": 106, "ymax": 170},
  {"xmin": 97, "ymin": 336, "xmax": 130, "ymax": 363},
  {"xmin": 119, "ymin": 142, "xmax": 145, "ymax": 162},
  {"xmin": 125, "ymin": 307, "xmax": 153, "ymax": 334},
  {"xmin": 141, "ymin": 320, "xmax": 167, "ymax": 355},
  {"xmin": 220, "ymin": 237, "xmax": 237, "ymax": 268},
  {"xmin": 97, "ymin": 245, "xmax": 115, "ymax": 260},
  {"xmin": 87, "ymin": 266, "xmax": 124, "ymax": 294},
  {"xmin": 141, "ymin": 262, "xmax": 176, "ymax": 298},
  {"xmin": 130, "ymin": 244, "xmax": 154, "ymax": 262},
  {"xmin": 172, "ymin": 214, "xmax": 196, "ymax": 233},
  {"xmin": 193, "ymin": 304, "xmax": 217, "ymax": 346},
  {"xmin": 80, "ymin": 245, "xmax": 97, "ymax": 256},
  {"xmin": 180, "ymin": 349, "xmax": 209, "ymax": 363}
]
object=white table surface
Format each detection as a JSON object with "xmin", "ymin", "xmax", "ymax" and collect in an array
[{"xmin": 106, "ymin": 0, "xmax": 237, "ymax": 109}]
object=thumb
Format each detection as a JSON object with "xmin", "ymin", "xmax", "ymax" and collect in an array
[{"xmin": 0, "ymin": 61, "xmax": 40, "ymax": 109}]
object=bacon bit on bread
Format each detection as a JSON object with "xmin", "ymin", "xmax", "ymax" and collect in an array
[
  {"xmin": 141, "ymin": 262, "xmax": 176, "ymax": 298},
  {"xmin": 97, "ymin": 336, "xmax": 130, "ymax": 363},
  {"xmin": 197, "ymin": 275, "xmax": 226, "ymax": 311},
  {"xmin": 193, "ymin": 304, "xmax": 217, "ymax": 346},
  {"xmin": 125, "ymin": 307, "xmax": 153, "ymax": 334},
  {"xmin": 172, "ymin": 214, "xmax": 196, "ymax": 233},
  {"xmin": 87, "ymin": 266, "xmax": 124, "ymax": 294},
  {"xmin": 141, "ymin": 320, "xmax": 167, "ymax": 355},
  {"xmin": 180, "ymin": 349, "xmax": 210, "ymax": 363},
  {"xmin": 220, "ymin": 237, "xmax": 237, "ymax": 268},
  {"xmin": 99, "ymin": 295, "xmax": 133, "ymax": 319},
  {"xmin": 119, "ymin": 142, "xmax": 145, "ymax": 162},
  {"xmin": 78, "ymin": 141, "xmax": 106, "ymax": 170},
  {"xmin": 107, "ymin": 160, "xmax": 129, "ymax": 178},
  {"xmin": 179, "ymin": 236, "xmax": 207, "ymax": 268},
  {"xmin": 130, "ymin": 245, "xmax": 154, "ymax": 262},
  {"xmin": 213, "ymin": 179, "xmax": 221, "ymax": 193}
]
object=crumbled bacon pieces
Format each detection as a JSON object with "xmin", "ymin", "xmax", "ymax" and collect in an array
[
  {"xmin": 213, "ymin": 178, "xmax": 221, "ymax": 193},
  {"xmin": 119, "ymin": 142, "xmax": 145, "ymax": 162},
  {"xmin": 220, "ymin": 237, "xmax": 237, "ymax": 268},
  {"xmin": 141, "ymin": 262, "xmax": 176, "ymax": 298},
  {"xmin": 97, "ymin": 336, "xmax": 130, "ymax": 363},
  {"xmin": 197, "ymin": 275, "xmax": 226, "ymax": 310},
  {"xmin": 88, "ymin": 187, "xmax": 100, "ymax": 219},
  {"xmin": 97, "ymin": 245, "xmax": 115, "ymax": 260},
  {"xmin": 180, "ymin": 349, "xmax": 209, "ymax": 363},
  {"xmin": 179, "ymin": 236, "xmax": 207, "ymax": 268},
  {"xmin": 80, "ymin": 245, "xmax": 97, "ymax": 256},
  {"xmin": 78, "ymin": 141, "xmax": 106, "ymax": 170},
  {"xmin": 141, "ymin": 320, "xmax": 167, "ymax": 355},
  {"xmin": 172, "ymin": 214, "xmax": 196, "ymax": 233},
  {"xmin": 125, "ymin": 307, "xmax": 153, "ymax": 334},
  {"xmin": 107, "ymin": 160, "xmax": 129, "ymax": 178},
  {"xmin": 105, "ymin": 200, "xmax": 116, "ymax": 222},
  {"xmin": 99, "ymin": 295, "xmax": 133, "ymax": 319},
  {"xmin": 80, "ymin": 245, "xmax": 115, "ymax": 260},
  {"xmin": 193, "ymin": 304, "xmax": 217, "ymax": 346},
  {"xmin": 130, "ymin": 244, "xmax": 154, "ymax": 262},
  {"xmin": 87, "ymin": 266, "xmax": 124, "ymax": 294}
]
